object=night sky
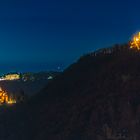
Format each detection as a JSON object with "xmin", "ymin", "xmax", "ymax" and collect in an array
[{"xmin": 0, "ymin": 0, "xmax": 139, "ymax": 73}]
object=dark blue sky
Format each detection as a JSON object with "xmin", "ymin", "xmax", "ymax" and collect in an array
[{"xmin": 0, "ymin": 0, "xmax": 139, "ymax": 73}]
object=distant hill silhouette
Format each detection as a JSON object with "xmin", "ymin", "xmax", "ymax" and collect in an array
[
  {"xmin": 0, "ymin": 71, "xmax": 60, "ymax": 97},
  {"xmin": 1, "ymin": 43, "xmax": 140, "ymax": 140}
]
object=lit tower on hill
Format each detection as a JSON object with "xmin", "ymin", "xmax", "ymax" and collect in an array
[{"xmin": 130, "ymin": 32, "xmax": 140, "ymax": 50}]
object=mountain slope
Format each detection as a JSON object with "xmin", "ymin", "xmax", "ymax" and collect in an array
[
  {"xmin": 1, "ymin": 43, "xmax": 140, "ymax": 140},
  {"xmin": 30, "ymin": 43, "xmax": 140, "ymax": 140}
]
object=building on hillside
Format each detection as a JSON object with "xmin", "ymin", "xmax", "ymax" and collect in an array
[{"xmin": 4, "ymin": 73, "xmax": 20, "ymax": 81}]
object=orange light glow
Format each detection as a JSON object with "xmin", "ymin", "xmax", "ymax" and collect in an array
[
  {"xmin": 0, "ymin": 87, "xmax": 16, "ymax": 105},
  {"xmin": 130, "ymin": 32, "xmax": 140, "ymax": 50}
]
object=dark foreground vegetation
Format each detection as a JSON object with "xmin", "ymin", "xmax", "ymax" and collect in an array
[{"xmin": 1, "ymin": 43, "xmax": 140, "ymax": 140}]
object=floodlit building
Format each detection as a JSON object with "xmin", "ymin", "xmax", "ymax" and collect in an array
[
  {"xmin": 0, "ymin": 87, "xmax": 8, "ymax": 104},
  {"xmin": 4, "ymin": 73, "xmax": 20, "ymax": 81}
]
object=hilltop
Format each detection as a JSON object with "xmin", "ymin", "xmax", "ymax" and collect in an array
[{"xmin": 31, "ymin": 44, "xmax": 140, "ymax": 139}]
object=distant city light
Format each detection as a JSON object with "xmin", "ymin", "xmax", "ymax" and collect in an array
[{"xmin": 48, "ymin": 76, "xmax": 53, "ymax": 80}]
